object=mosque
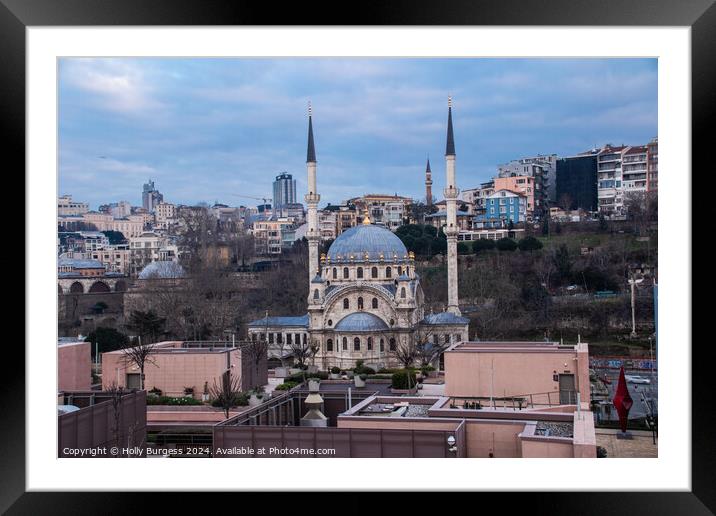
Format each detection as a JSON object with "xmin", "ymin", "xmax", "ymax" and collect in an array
[{"xmin": 248, "ymin": 100, "xmax": 469, "ymax": 370}]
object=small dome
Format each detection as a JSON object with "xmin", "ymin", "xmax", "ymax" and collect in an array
[
  {"xmin": 334, "ymin": 312, "xmax": 389, "ymax": 332},
  {"xmin": 327, "ymin": 224, "xmax": 408, "ymax": 263},
  {"xmin": 138, "ymin": 261, "xmax": 185, "ymax": 280}
]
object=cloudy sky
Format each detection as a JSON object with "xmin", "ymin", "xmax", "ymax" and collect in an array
[{"xmin": 58, "ymin": 58, "xmax": 657, "ymax": 209}]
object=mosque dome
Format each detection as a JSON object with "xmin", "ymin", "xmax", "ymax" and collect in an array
[
  {"xmin": 327, "ymin": 224, "xmax": 408, "ymax": 263},
  {"xmin": 334, "ymin": 312, "xmax": 390, "ymax": 332},
  {"xmin": 138, "ymin": 261, "xmax": 185, "ymax": 280}
]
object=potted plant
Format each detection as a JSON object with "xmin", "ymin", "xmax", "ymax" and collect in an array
[
  {"xmin": 354, "ymin": 374, "xmax": 366, "ymax": 388},
  {"xmin": 183, "ymin": 386, "xmax": 195, "ymax": 398},
  {"xmin": 329, "ymin": 367, "xmax": 341, "ymax": 380},
  {"xmin": 249, "ymin": 386, "xmax": 266, "ymax": 407},
  {"xmin": 289, "ymin": 363, "xmax": 302, "ymax": 375},
  {"xmin": 308, "ymin": 378, "xmax": 321, "ymax": 392},
  {"xmin": 201, "ymin": 381, "xmax": 210, "ymax": 402}
]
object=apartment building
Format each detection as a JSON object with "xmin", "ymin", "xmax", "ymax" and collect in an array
[
  {"xmin": 462, "ymin": 181, "xmax": 495, "ymax": 218},
  {"xmin": 646, "ymin": 137, "xmax": 658, "ymax": 192},
  {"xmin": 57, "ymin": 195, "xmax": 89, "ymax": 217},
  {"xmin": 252, "ymin": 218, "xmax": 296, "ymax": 255},
  {"xmin": 346, "ymin": 194, "xmax": 412, "ymax": 231},
  {"xmin": 473, "ymin": 189, "xmax": 528, "ymax": 228}
]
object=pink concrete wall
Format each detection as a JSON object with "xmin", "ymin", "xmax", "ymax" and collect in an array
[
  {"xmin": 464, "ymin": 420, "xmax": 526, "ymax": 457},
  {"xmin": 572, "ymin": 410, "xmax": 597, "ymax": 458},
  {"xmin": 147, "ymin": 408, "xmax": 244, "ymax": 424},
  {"xmin": 520, "ymin": 438, "xmax": 574, "ymax": 458},
  {"xmin": 58, "ymin": 341, "xmax": 91, "ymax": 392},
  {"xmin": 445, "ymin": 346, "xmax": 590, "ymax": 405},
  {"xmin": 102, "ymin": 342, "xmax": 243, "ymax": 397}
]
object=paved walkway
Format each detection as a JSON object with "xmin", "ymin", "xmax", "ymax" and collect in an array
[{"xmin": 596, "ymin": 429, "xmax": 658, "ymax": 458}]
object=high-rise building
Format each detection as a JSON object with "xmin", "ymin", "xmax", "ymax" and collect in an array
[
  {"xmin": 555, "ymin": 153, "xmax": 598, "ymax": 212},
  {"xmin": 273, "ymin": 172, "xmax": 297, "ymax": 212},
  {"xmin": 142, "ymin": 179, "xmax": 164, "ymax": 213}
]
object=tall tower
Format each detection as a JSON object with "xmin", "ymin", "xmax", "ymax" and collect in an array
[
  {"xmin": 425, "ymin": 158, "xmax": 433, "ymax": 206},
  {"xmin": 444, "ymin": 97, "xmax": 461, "ymax": 315},
  {"xmin": 305, "ymin": 102, "xmax": 321, "ymax": 285}
]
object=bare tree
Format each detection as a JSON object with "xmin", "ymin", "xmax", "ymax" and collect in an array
[
  {"xmin": 208, "ymin": 369, "xmax": 243, "ymax": 419},
  {"xmin": 412, "ymin": 325, "xmax": 447, "ymax": 368},
  {"xmin": 120, "ymin": 336, "xmax": 157, "ymax": 391},
  {"xmin": 243, "ymin": 314, "xmax": 270, "ymax": 392},
  {"xmin": 290, "ymin": 338, "xmax": 314, "ymax": 368},
  {"xmin": 106, "ymin": 383, "xmax": 124, "ymax": 454},
  {"xmin": 389, "ymin": 336, "xmax": 418, "ymax": 369}
]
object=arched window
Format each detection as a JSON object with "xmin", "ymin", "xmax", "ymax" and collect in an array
[
  {"xmin": 371, "ymin": 266, "xmax": 378, "ymax": 278},
  {"xmin": 333, "ymin": 267, "xmax": 337, "ymax": 279},
  {"xmin": 405, "ymin": 267, "xmax": 409, "ymax": 276},
  {"xmin": 400, "ymin": 287, "xmax": 406, "ymax": 298},
  {"xmin": 380, "ymin": 339, "xmax": 385, "ymax": 352},
  {"xmin": 372, "ymin": 297, "xmax": 378, "ymax": 309},
  {"xmin": 342, "ymin": 337, "xmax": 348, "ymax": 350},
  {"xmin": 313, "ymin": 289, "xmax": 319, "ymax": 299},
  {"xmin": 357, "ymin": 267, "xmax": 363, "ymax": 279},
  {"xmin": 386, "ymin": 267, "xmax": 392, "ymax": 278},
  {"xmin": 357, "ymin": 297, "xmax": 364, "ymax": 310},
  {"xmin": 367, "ymin": 337, "xmax": 373, "ymax": 351},
  {"xmin": 343, "ymin": 298, "xmax": 350, "ymax": 310},
  {"xmin": 389, "ymin": 338, "xmax": 396, "ymax": 351},
  {"xmin": 354, "ymin": 337, "xmax": 361, "ymax": 351},
  {"xmin": 389, "ymin": 319, "xmax": 395, "ymax": 326},
  {"xmin": 444, "ymin": 334, "xmax": 450, "ymax": 344},
  {"xmin": 343, "ymin": 267, "xmax": 349, "ymax": 279},
  {"xmin": 398, "ymin": 266, "xmax": 403, "ymax": 276},
  {"xmin": 326, "ymin": 339, "xmax": 333, "ymax": 351},
  {"xmin": 327, "ymin": 319, "xmax": 333, "ymax": 326}
]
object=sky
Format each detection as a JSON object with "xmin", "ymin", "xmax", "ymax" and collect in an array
[{"xmin": 58, "ymin": 58, "xmax": 657, "ymax": 210}]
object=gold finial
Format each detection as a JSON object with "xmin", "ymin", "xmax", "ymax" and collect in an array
[
  {"xmin": 362, "ymin": 207, "xmax": 371, "ymax": 225},
  {"xmin": 448, "ymin": 95, "xmax": 452, "ymax": 108},
  {"xmin": 320, "ymin": 253, "xmax": 326, "ymax": 263},
  {"xmin": 409, "ymin": 251, "xmax": 415, "ymax": 260}
]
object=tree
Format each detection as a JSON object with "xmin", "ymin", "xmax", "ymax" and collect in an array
[
  {"xmin": 85, "ymin": 327, "xmax": 128, "ymax": 360},
  {"xmin": 389, "ymin": 336, "xmax": 418, "ymax": 369},
  {"xmin": 541, "ymin": 217, "xmax": 550, "ymax": 236},
  {"xmin": 125, "ymin": 309, "xmax": 166, "ymax": 344},
  {"xmin": 553, "ymin": 244, "xmax": 572, "ymax": 283},
  {"xmin": 559, "ymin": 193, "xmax": 574, "ymax": 211},
  {"xmin": 518, "ymin": 236, "xmax": 543, "ymax": 252},
  {"xmin": 102, "ymin": 230, "xmax": 127, "ymax": 245},
  {"xmin": 473, "ymin": 239, "xmax": 496, "ymax": 254},
  {"xmin": 496, "ymin": 238, "xmax": 518, "ymax": 252},
  {"xmin": 120, "ymin": 336, "xmax": 157, "ymax": 391},
  {"xmin": 412, "ymin": 325, "xmax": 448, "ymax": 369},
  {"xmin": 209, "ymin": 369, "xmax": 243, "ymax": 419}
]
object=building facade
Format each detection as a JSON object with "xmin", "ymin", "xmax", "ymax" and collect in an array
[
  {"xmin": 142, "ymin": 179, "xmax": 164, "ymax": 213},
  {"xmin": 473, "ymin": 189, "xmax": 527, "ymax": 228},
  {"xmin": 248, "ymin": 101, "xmax": 469, "ymax": 370},
  {"xmin": 273, "ymin": 172, "xmax": 297, "ymax": 212},
  {"xmin": 646, "ymin": 137, "xmax": 658, "ymax": 192},
  {"xmin": 58, "ymin": 195, "xmax": 89, "ymax": 216},
  {"xmin": 555, "ymin": 154, "xmax": 599, "ymax": 212}
]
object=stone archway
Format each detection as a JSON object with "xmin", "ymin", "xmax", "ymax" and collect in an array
[
  {"xmin": 88, "ymin": 281, "xmax": 111, "ymax": 293},
  {"xmin": 70, "ymin": 281, "xmax": 84, "ymax": 293}
]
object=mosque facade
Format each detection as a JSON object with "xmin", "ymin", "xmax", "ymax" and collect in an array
[{"xmin": 249, "ymin": 100, "xmax": 469, "ymax": 370}]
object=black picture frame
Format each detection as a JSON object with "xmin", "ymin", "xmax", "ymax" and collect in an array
[{"xmin": 5, "ymin": 0, "xmax": 708, "ymax": 512}]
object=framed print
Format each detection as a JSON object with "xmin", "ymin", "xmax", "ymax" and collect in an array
[{"xmin": 5, "ymin": 0, "xmax": 709, "ymax": 511}]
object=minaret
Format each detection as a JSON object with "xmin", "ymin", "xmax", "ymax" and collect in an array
[
  {"xmin": 444, "ymin": 97, "xmax": 461, "ymax": 315},
  {"xmin": 425, "ymin": 157, "xmax": 433, "ymax": 206},
  {"xmin": 305, "ymin": 102, "xmax": 321, "ymax": 285}
]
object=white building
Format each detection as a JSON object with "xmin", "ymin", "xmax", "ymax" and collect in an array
[{"xmin": 58, "ymin": 195, "xmax": 89, "ymax": 216}]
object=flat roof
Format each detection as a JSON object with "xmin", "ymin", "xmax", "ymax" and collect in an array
[{"xmin": 446, "ymin": 341, "xmax": 586, "ymax": 353}]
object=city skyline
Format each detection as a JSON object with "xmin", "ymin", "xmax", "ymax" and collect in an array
[{"xmin": 59, "ymin": 57, "xmax": 657, "ymax": 209}]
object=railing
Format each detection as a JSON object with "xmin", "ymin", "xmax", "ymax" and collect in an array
[{"xmin": 447, "ymin": 390, "xmax": 576, "ymax": 410}]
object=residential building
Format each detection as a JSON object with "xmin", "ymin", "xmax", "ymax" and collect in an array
[
  {"xmin": 555, "ymin": 153, "xmax": 599, "ymax": 212},
  {"xmin": 596, "ymin": 144, "xmax": 628, "ymax": 217},
  {"xmin": 273, "ymin": 172, "xmax": 297, "ymax": 212},
  {"xmin": 88, "ymin": 244, "xmax": 132, "ymax": 275},
  {"xmin": 318, "ymin": 209, "xmax": 339, "ymax": 241},
  {"xmin": 155, "ymin": 201, "xmax": 177, "ymax": 230},
  {"xmin": 498, "ymin": 154, "xmax": 558, "ymax": 203},
  {"xmin": 346, "ymin": 194, "xmax": 413, "ymax": 232},
  {"xmin": 107, "ymin": 201, "xmax": 132, "ymax": 218},
  {"xmin": 462, "ymin": 180, "xmax": 495, "ymax": 218},
  {"xmin": 142, "ymin": 179, "xmax": 164, "ymax": 213},
  {"xmin": 493, "ymin": 174, "xmax": 543, "ymax": 221},
  {"xmin": 425, "ymin": 208, "xmax": 473, "ymax": 231},
  {"xmin": 129, "ymin": 231, "xmax": 178, "ymax": 275},
  {"xmin": 621, "ymin": 145, "xmax": 649, "ymax": 195},
  {"xmin": 274, "ymin": 202, "xmax": 305, "ymax": 221},
  {"xmin": 473, "ymin": 189, "xmax": 527, "ymax": 228},
  {"xmin": 57, "ymin": 195, "xmax": 89, "ymax": 216},
  {"xmin": 647, "ymin": 137, "xmax": 658, "ymax": 192},
  {"xmin": 252, "ymin": 218, "xmax": 296, "ymax": 255}
]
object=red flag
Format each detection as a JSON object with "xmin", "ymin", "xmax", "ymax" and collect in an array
[{"xmin": 612, "ymin": 367, "xmax": 633, "ymax": 433}]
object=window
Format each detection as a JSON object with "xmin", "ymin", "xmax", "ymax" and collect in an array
[
  {"xmin": 398, "ymin": 266, "xmax": 403, "ymax": 276},
  {"xmin": 342, "ymin": 337, "xmax": 348, "ymax": 350},
  {"xmin": 367, "ymin": 337, "xmax": 373, "ymax": 351},
  {"xmin": 354, "ymin": 337, "xmax": 361, "ymax": 351},
  {"xmin": 333, "ymin": 267, "xmax": 337, "ymax": 279},
  {"xmin": 326, "ymin": 339, "xmax": 333, "ymax": 351},
  {"xmin": 371, "ymin": 266, "xmax": 378, "ymax": 278},
  {"xmin": 380, "ymin": 339, "xmax": 385, "ymax": 352},
  {"xmin": 444, "ymin": 334, "xmax": 450, "ymax": 344},
  {"xmin": 357, "ymin": 297, "xmax": 364, "ymax": 310},
  {"xmin": 313, "ymin": 289, "xmax": 319, "ymax": 299},
  {"xmin": 343, "ymin": 298, "xmax": 350, "ymax": 310},
  {"xmin": 372, "ymin": 297, "xmax": 378, "ymax": 309},
  {"xmin": 343, "ymin": 267, "xmax": 349, "ymax": 279},
  {"xmin": 400, "ymin": 287, "xmax": 406, "ymax": 298},
  {"xmin": 386, "ymin": 267, "xmax": 392, "ymax": 278},
  {"xmin": 357, "ymin": 267, "xmax": 363, "ymax": 279},
  {"xmin": 389, "ymin": 338, "xmax": 396, "ymax": 351},
  {"xmin": 327, "ymin": 319, "xmax": 332, "ymax": 326}
]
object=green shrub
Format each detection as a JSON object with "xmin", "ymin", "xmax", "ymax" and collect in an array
[
  {"xmin": 496, "ymin": 238, "xmax": 518, "ymax": 251},
  {"xmin": 306, "ymin": 371, "xmax": 328, "ymax": 380},
  {"xmin": 331, "ymin": 367, "xmax": 341, "ymax": 374},
  {"xmin": 275, "ymin": 381, "xmax": 299, "ymax": 391},
  {"xmin": 378, "ymin": 367, "xmax": 399, "ymax": 374},
  {"xmin": 518, "ymin": 236, "xmax": 543, "ymax": 251},
  {"xmin": 210, "ymin": 392, "xmax": 249, "ymax": 408},
  {"xmin": 473, "ymin": 239, "xmax": 496, "ymax": 253},
  {"xmin": 148, "ymin": 387, "xmax": 163, "ymax": 396},
  {"xmin": 391, "ymin": 370, "xmax": 417, "ymax": 390}
]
